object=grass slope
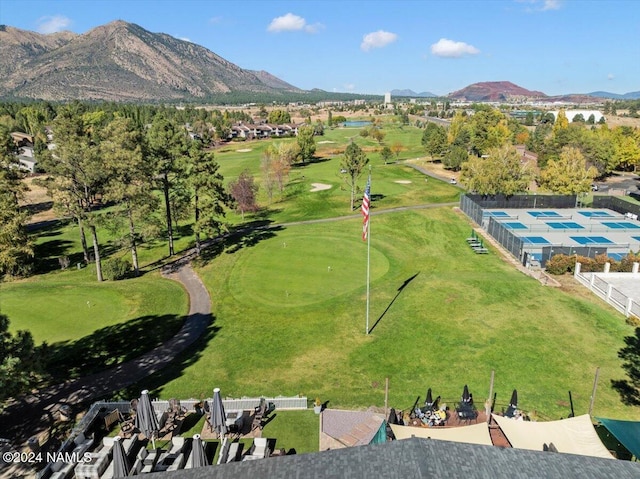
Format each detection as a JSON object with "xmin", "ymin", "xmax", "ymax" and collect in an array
[{"xmin": 147, "ymin": 207, "xmax": 637, "ymax": 420}]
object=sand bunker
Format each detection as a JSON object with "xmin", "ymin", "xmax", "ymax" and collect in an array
[
  {"xmin": 395, "ymin": 180, "xmax": 412, "ymax": 184},
  {"xmin": 317, "ymin": 140, "xmax": 336, "ymax": 144},
  {"xmin": 236, "ymin": 148, "xmax": 252, "ymax": 152},
  {"xmin": 310, "ymin": 183, "xmax": 332, "ymax": 192}
]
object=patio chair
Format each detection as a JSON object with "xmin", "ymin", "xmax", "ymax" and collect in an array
[
  {"xmin": 252, "ymin": 400, "xmax": 268, "ymax": 431},
  {"xmin": 104, "ymin": 409, "xmax": 134, "ymax": 437},
  {"xmin": 203, "ymin": 401, "xmax": 211, "ymax": 431},
  {"xmin": 103, "ymin": 409, "xmax": 121, "ymax": 431},
  {"xmin": 169, "ymin": 398, "xmax": 187, "ymax": 416}
]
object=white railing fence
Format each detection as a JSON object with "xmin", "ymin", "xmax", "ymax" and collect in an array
[
  {"xmin": 93, "ymin": 395, "xmax": 308, "ymax": 416},
  {"xmin": 574, "ymin": 262, "xmax": 640, "ymax": 318}
]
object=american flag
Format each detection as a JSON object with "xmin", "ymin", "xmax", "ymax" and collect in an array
[{"xmin": 361, "ymin": 177, "xmax": 371, "ymax": 241}]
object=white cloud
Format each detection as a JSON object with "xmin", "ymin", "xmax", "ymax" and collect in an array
[
  {"xmin": 343, "ymin": 83, "xmax": 356, "ymax": 91},
  {"xmin": 268, "ymin": 13, "xmax": 320, "ymax": 33},
  {"xmin": 36, "ymin": 15, "xmax": 72, "ymax": 34},
  {"xmin": 208, "ymin": 16, "xmax": 223, "ymax": 25},
  {"xmin": 268, "ymin": 13, "xmax": 305, "ymax": 32},
  {"xmin": 178, "ymin": 36, "xmax": 191, "ymax": 42},
  {"xmin": 542, "ymin": 0, "xmax": 562, "ymax": 10},
  {"xmin": 608, "ymin": 73, "xmax": 615, "ymax": 80},
  {"xmin": 517, "ymin": 0, "xmax": 562, "ymax": 12},
  {"xmin": 430, "ymin": 38, "xmax": 480, "ymax": 58},
  {"xmin": 360, "ymin": 30, "xmax": 398, "ymax": 52},
  {"xmin": 304, "ymin": 23, "xmax": 324, "ymax": 34}
]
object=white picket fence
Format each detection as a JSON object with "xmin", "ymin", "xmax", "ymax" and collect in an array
[
  {"xmin": 93, "ymin": 395, "xmax": 308, "ymax": 416},
  {"xmin": 574, "ymin": 262, "xmax": 640, "ymax": 318}
]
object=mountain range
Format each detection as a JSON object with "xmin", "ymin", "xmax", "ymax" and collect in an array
[
  {"xmin": 0, "ymin": 21, "xmax": 301, "ymax": 101},
  {"xmin": 390, "ymin": 89, "xmax": 437, "ymax": 98},
  {"xmin": 0, "ymin": 21, "xmax": 637, "ymax": 103},
  {"xmin": 587, "ymin": 91, "xmax": 640, "ymax": 100}
]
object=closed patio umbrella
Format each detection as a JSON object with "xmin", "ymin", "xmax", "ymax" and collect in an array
[
  {"xmin": 191, "ymin": 434, "xmax": 208, "ymax": 468},
  {"xmin": 112, "ymin": 436, "xmax": 130, "ymax": 478},
  {"xmin": 509, "ymin": 389, "xmax": 518, "ymax": 408},
  {"xmin": 209, "ymin": 387, "xmax": 229, "ymax": 438},
  {"xmin": 462, "ymin": 385, "xmax": 471, "ymax": 403},
  {"xmin": 388, "ymin": 408, "xmax": 398, "ymax": 425},
  {"xmin": 425, "ymin": 388, "xmax": 433, "ymax": 407},
  {"xmin": 135, "ymin": 390, "xmax": 159, "ymax": 447}
]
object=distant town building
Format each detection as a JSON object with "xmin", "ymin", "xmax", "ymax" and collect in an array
[{"xmin": 384, "ymin": 92, "xmax": 391, "ymax": 105}]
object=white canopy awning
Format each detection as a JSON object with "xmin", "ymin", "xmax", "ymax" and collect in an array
[
  {"xmin": 492, "ymin": 414, "xmax": 613, "ymax": 459},
  {"xmin": 391, "ymin": 422, "xmax": 493, "ymax": 446}
]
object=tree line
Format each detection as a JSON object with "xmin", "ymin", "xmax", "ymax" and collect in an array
[
  {"xmin": 419, "ymin": 107, "xmax": 640, "ymax": 196},
  {"xmin": 0, "ymin": 105, "xmax": 234, "ymax": 282},
  {"xmin": 0, "ymin": 101, "xmax": 326, "ymax": 282}
]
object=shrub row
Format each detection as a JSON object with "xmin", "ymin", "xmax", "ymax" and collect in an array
[{"xmin": 545, "ymin": 252, "xmax": 640, "ymax": 275}]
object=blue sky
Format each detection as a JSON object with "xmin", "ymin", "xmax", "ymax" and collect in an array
[{"xmin": 2, "ymin": 0, "xmax": 639, "ymax": 96}]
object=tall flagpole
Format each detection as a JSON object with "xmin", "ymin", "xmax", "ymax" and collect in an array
[{"xmin": 365, "ymin": 166, "xmax": 371, "ymax": 335}]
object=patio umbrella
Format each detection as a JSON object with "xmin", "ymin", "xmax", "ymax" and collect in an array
[
  {"xmin": 112, "ymin": 436, "xmax": 130, "ymax": 478},
  {"xmin": 209, "ymin": 387, "xmax": 229, "ymax": 438},
  {"xmin": 191, "ymin": 434, "xmax": 208, "ymax": 468},
  {"xmin": 462, "ymin": 385, "xmax": 470, "ymax": 403},
  {"xmin": 135, "ymin": 390, "xmax": 159, "ymax": 448},
  {"xmin": 388, "ymin": 408, "xmax": 398, "ymax": 425},
  {"xmin": 425, "ymin": 388, "xmax": 433, "ymax": 407},
  {"xmin": 509, "ymin": 389, "xmax": 518, "ymax": 408}
]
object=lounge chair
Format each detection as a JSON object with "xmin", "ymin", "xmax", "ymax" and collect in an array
[
  {"xmin": 166, "ymin": 452, "xmax": 185, "ymax": 471},
  {"xmin": 49, "ymin": 461, "xmax": 74, "ymax": 479},
  {"xmin": 71, "ymin": 432, "xmax": 94, "ymax": 456},
  {"xmin": 227, "ymin": 442, "xmax": 240, "ymax": 463},
  {"xmin": 167, "ymin": 436, "xmax": 185, "ymax": 456},
  {"xmin": 250, "ymin": 438, "xmax": 270, "ymax": 458},
  {"xmin": 216, "ymin": 437, "xmax": 230, "ymax": 465},
  {"xmin": 136, "ymin": 447, "xmax": 160, "ymax": 473}
]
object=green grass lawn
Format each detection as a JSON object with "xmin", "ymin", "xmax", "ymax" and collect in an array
[
  {"xmin": 2, "ymin": 269, "xmax": 188, "ymax": 381},
  {"xmin": 134, "ymin": 206, "xmax": 638, "ymax": 421},
  {"xmin": 260, "ymin": 410, "xmax": 319, "ymax": 453},
  {"xmin": 176, "ymin": 410, "xmax": 318, "ymax": 456},
  {"xmin": 5, "ymin": 119, "xmax": 639, "ymax": 450},
  {"xmin": 3, "ymin": 271, "xmax": 187, "ymax": 344}
]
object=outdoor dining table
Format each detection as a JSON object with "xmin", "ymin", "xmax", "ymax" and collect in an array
[{"xmin": 225, "ymin": 410, "xmax": 243, "ymax": 427}]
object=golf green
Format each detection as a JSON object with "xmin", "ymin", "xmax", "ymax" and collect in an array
[{"xmin": 228, "ymin": 231, "xmax": 388, "ymax": 308}]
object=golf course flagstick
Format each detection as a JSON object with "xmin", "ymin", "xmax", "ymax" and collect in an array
[{"xmin": 363, "ymin": 166, "xmax": 372, "ymax": 335}]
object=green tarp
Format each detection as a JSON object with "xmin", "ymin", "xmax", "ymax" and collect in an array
[{"xmin": 596, "ymin": 417, "xmax": 640, "ymax": 459}]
